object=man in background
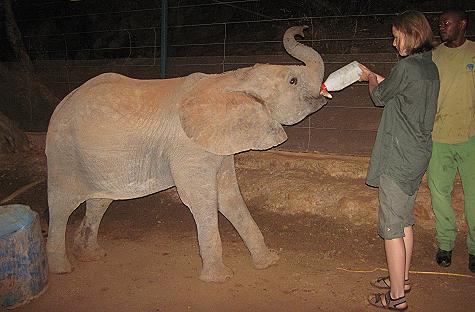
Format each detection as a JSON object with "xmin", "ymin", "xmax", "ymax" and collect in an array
[{"xmin": 428, "ymin": 8, "xmax": 475, "ymax": 273}]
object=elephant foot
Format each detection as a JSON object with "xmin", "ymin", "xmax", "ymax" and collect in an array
[
  {"xmin": 73, "ymin": 244, "xmax": 107, "ymax": 262},
  {"xmin": 199, "ymin": 263, "xmax": 234, "ymax": 283},
  {"xmin": 48, "ymin": 252, "xmax": 73, "ymax": 274},
  {"xmin": 252, "ymin": 249, "xmax": 280, "ymax": 269}
]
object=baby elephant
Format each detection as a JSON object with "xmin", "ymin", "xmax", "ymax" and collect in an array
[{"xmin": 45, "ymin": 26, "xmax": 326, "ymax": 282}]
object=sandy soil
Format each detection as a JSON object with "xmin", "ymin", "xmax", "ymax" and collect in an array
[{"xmin": 1, "ymin": 133, "xmax": 474, "ymax": 312}]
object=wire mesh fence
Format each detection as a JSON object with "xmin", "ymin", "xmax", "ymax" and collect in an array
[
  {"xmin": 4, "ymin": 3, "xmax": 474, "ymax": 62},
  {"xmin": 1, "ymin": 2, "xmax": 474, "ymax": 154}
]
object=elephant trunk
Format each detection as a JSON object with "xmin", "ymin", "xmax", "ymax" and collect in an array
[{"xmin": 283, "ymin": 26, "xmax": 324, "ymax": 84}]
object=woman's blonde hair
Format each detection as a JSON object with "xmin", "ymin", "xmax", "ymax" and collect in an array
[{"xmin": 393, "ymin": 10, "xmax": 435, "ymax": 54}]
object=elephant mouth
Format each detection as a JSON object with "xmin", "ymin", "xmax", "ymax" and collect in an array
[
  {"xmin": 306, "ymin": 94, "xmax": 327, "ymax": 112},
  {"xmin": 282, "ymin": 95, "xmax": 327, "ymax": 126}
]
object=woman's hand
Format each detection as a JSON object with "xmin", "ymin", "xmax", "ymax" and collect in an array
[
  {"xmin": 358, "ymin": 63, "xmax": 385, "ymax": 83},
  {"xmin": 358, "ymin": 63, "xmax": 372, "ymax": 81},
  {"xmin": 358, "ymin": 63, "xmax": 385, "ymax": 93}
]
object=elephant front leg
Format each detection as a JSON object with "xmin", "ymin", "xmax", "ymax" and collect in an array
[
  {"xmin": 194, "ymin": 213, "xmax": 233, "ymax": 283},
  {"xmin": 217, "ymin": 157, "xmax": 279, "ymax": 269},
  {"xmin": 218, "ymin": 193, "xmax": 279, "ymax": 269},
  {"xmin": 73, "ymin": 198, "xmax": 112, "ymax": 261},
  {"xmin": 174, "ymin": 166, "xmax": 233, "ymax": 282}
]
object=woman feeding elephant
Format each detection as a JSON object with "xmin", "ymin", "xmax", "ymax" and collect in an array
[{"xmin": 358, "ymin": 10, "xmax": 439, "ymax": 310}]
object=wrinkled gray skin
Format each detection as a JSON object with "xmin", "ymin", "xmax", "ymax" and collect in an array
[{"xmin": 46, "ymin": 26, "xmax": 326, "ymax": 282}]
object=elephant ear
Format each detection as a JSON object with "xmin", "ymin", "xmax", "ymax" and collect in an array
[{"xmin": 179, "ymin": 89, "xmax": 287, "ymax": 155}]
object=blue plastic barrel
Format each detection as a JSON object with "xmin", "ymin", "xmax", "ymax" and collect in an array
[{"xmin": 0, "ymin": 204, "xmax": 48, "ymax": 309}]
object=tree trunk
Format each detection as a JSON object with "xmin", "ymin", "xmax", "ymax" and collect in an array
[
  {"xmin": 3, "ymin": 0, "xmax": 58, "ymax": 108},
  {"xmin": 0, "ymin": 111, "xmax": 29, "ymax": 153}
]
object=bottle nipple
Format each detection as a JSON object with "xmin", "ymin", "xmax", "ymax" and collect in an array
[{"xmin": 320, "ymin": 83, "xmax": 332, "ymax": 99}]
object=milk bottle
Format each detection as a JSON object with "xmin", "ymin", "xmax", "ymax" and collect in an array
[{"xmin": 320, "ymin": 61, "xmax": 362, "ymax": 98}]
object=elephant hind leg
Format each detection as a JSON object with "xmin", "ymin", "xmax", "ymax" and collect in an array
[
  {"xmin": 73, "ymin": 198, "xmax": 112, "ymax": 261},
  {"xmin": 47, "ymin": 192, "xmax": 83, "ymax": 274},
  {"xmin": 217, "ymin": 156, "xmax": 279, "ymax": 269}
]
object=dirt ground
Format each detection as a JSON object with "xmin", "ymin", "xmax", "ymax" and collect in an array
[{"xmin": 1, "ymin": 133, "xmax": 474, "ymax": 312}]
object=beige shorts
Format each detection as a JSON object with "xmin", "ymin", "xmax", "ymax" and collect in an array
[{"xmin": 378, "ymin": 175, "xmax": 416, "ymax": 239}]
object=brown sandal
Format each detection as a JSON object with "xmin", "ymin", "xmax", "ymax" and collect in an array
[
  {"xmin": 368, "ymin": 291, "xmax": 408, "ymax": 310},
  {"xmin": 370, "ymin": 276, "xmax": 411, "ymax": 293}
]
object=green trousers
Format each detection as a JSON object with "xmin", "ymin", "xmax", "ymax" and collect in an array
[{"xmin": 427, "ymin": 136, "xmax": 475, "ymax": 255}]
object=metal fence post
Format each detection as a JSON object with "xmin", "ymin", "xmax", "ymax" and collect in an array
[{"xmin": 160, "ymin": 0, "xmax": 168, "ymax": 78}]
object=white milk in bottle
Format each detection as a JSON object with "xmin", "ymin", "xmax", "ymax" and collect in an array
[{"xmin": 320, "ymin": 61, "xmax": 362, "ymax": 98}]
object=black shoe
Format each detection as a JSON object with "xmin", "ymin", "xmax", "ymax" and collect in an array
[
  {"xmin": 436, "ymin": 249, "xmax": 452, "ymax": 267},
  {"xmin": 469, "ymin": 254, "xmax": 475, "ymax": 273}
]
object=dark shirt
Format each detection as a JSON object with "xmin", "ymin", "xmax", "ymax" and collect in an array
[{"xmin": 366, "ymin": 51, "xmax": 440, "ymax": 195}]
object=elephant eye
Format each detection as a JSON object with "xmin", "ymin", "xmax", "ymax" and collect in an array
[{"xmin": 289, "ymin": 77, "xmax": 298, "ymax": 85}]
